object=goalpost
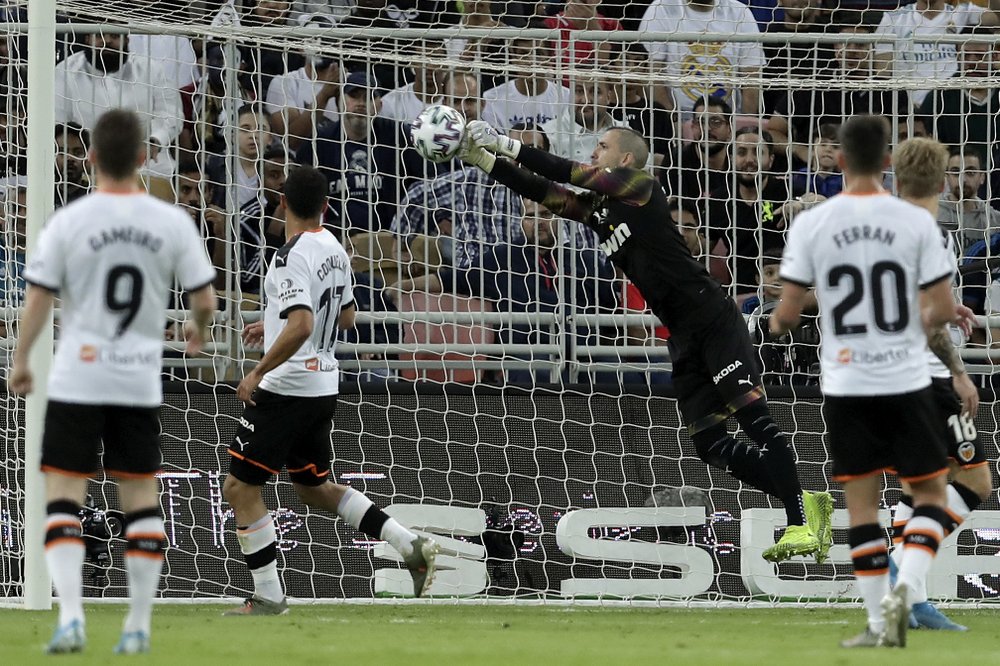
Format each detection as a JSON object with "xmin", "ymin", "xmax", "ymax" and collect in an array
[{"xmin": 3, "ymin": 0, "xmax": 1000, "ymax": 607}]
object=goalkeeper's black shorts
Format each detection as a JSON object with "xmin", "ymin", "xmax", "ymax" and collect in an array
[
  {"xmin": 228, "ymin": 389, "xmax": 338, "ymax": 486},
  {"xmin": 930, "ymin": 376, "xmax": 987, "ymax": 469}
]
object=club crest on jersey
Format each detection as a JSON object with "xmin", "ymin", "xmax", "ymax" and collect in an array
[
  {"xmin": 712, "ymin": 360, "xmax": 742, "ymax": 385},
  {"xmin": 958, "ymin": 442, "xmax": 976, "ymax": 463},
  {"xmin": 599, "ymin": 222, "xmax": 632, "ymax": 256}
]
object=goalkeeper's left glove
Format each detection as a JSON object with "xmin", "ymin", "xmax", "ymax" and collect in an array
[
  {"xmin": 458, "ymin": 134, "xmax": 497, "ymax": 172},
  {"xmin": 466, "ymin": 120, "xmax": 521, "ymax": 159}
]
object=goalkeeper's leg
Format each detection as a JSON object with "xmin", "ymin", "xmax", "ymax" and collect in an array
[{"xmin": 294, "ymin": 482, "xmax": 440, "ymax": 597}]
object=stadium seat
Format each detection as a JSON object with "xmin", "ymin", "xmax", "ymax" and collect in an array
[{"xmin": 396, "ymin": 292, "xmax": 494, "ymax": 384}]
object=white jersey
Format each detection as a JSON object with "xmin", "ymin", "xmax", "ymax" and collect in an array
[
  {"xmin": 482, "ymin": 80, "xmax": 571, "ymax": 131},
  {"xmin": 926, "ymin": 229, "xmax": 965, "ymax": 379},
  {"xmin": 378, "ymin": 83, "xmax": 440, "ymax": 122},
  {"xmin": 259, "ymin": 229, "xmax": 354, "ymax": 397},
  {"xmin": 874, "ymin": 3, "xmax": 983, "ymax": 106},
  {"xmin": 639, "ymin": 0, "xmax": 765, "ymax": 117},
  {"xmin": 780, "ymin": 193, "xmax": 954, "ymax": 397},
  {"xmin": 23, "ymin": 192, "xmax": 215, "ymax": 407}
]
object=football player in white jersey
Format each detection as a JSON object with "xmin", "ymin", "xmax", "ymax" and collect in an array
[
  {"xmin": 771, "ymin": 115, "xmax": 969, "ymax": 649},
  {"xmin": 888, "ymin": 138, "xmax": 992, "ymax": 632},
  {"xmin": 10, "ymin": 109, "xmax": 217, "ymax": 654},
  {"xmin": 220, "ymin": 166, "xmax": 438, "ymax": 616}
]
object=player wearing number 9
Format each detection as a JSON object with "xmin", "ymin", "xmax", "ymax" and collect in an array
[
  {"xmin": 11, "ymin": 108, "xmax": 217, "ymax": 655},
  {"xmin": 222, "ymin": 167, "xmax": 439, "ymax": 617}
]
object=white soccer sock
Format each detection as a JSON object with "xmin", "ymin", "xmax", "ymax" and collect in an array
[
  {"xmin": 123, "ymin": 515, "xmax": 166, "ymax": 635},
  {"xmin": 898, "ymin": 515, "xmax": 945, "ymax": 606},
  {"xmin": 850, "ymin": 537, "xmax": 889, "ymax": 634},
  {"xmin": 337, "ymin": 487, "xmax": 416, "ymax": 558},
  {"xmin": 891, "ymin": 499, "xmax": 914, "ymax": 547},
  {"xmin": 237, "ymin": 514, "xmax": 283, "ymax": 603},
  {"xmin": 45, "ymin": 513, "xmax": 85, "ymax": 628}
]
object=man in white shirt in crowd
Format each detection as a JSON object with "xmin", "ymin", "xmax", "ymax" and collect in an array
[
  {"xmin": 541, "ymin": 77, "xmax": 630, "ymax": 163},
  {"xmin": 640, "ymin": 0, "xmax": 765, "ymax": 117},
  {"xmin": 266, "ymin": 49, "xmax": 341, "ymax": 149},
  {"xmin": 875, "ymin": 0, "xmax": 999, "ymax": 107},
  {"xmin": 377, "ymin": 43, "xmax": 446, "ymax": 122},
  {"xmin": 482, "ymin": 35, "xmax": 572, "ymax": 130}
]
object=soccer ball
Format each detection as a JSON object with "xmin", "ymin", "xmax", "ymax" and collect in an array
[{"xmin": 410, "ymin": 104, "xmax": 466, "ymax": 163}]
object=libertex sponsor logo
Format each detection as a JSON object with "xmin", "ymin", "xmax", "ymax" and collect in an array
[
  {"xmin": 836, "ymin": 346, "xmax": 909, "ymax": 365},
  {"xmin": 78, "ymin": 345, "xmax": 158, "ymax": 366}
]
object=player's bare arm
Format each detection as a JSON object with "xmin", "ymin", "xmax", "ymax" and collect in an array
[
  {"xmin": 921, "ymin": 279, "xmax": 979, "ymax": 417},
  {"xmin": 8, "ymin": 285, "xmax": 56, "ymax": 396},
  {"xmin": 769, "ymin": 281, "xmax": 810, "ymax": 337},
  {"xmin": 238, "ymin": 308, "xmax": 314, "ymax": 405},
  {"xmin": 183, "ymin": 284, "xmax": 216, "ymax": 356}
]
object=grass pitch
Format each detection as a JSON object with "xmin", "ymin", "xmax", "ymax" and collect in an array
[{"xmin": 1, "ymin": 604, "xmax": 997, "ymax": 665}]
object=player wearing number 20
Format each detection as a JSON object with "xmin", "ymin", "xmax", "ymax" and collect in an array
[
  {"xmin": 11, "ymin": 109, "xmax": 217, "ymax": 655},
  {"xmin": 772, "ymin": 116, "xmax": 968, "ymax": 649},
  {"xmin": 221, "ymin": 167, "xmax": 438, "ymax": 616}
]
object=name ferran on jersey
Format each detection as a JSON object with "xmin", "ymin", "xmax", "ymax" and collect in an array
[
  {"xmin": 22, "ymin": 193, "xmax": 215, "ymax": 407},
  {"xmin": 780, "ymin": 193, "xmax": 954, "ymax": 397},
  {"xmin": 259, "ymin": 229, "xmax": 354, "ymax": 398}
]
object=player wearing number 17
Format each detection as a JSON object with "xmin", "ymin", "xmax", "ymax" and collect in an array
[
  {"xmin": 10, "ymin": 108, "xmax": 218, "ymax": 655},
  {"xmin": 771, "ymin": 116, "xmax": 971, "ymax": 649},
  {"xmin": 222, "ymin": 167, "xmax": 438, "ymax": 616}
]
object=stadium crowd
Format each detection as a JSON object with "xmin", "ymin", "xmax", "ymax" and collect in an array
[{"xmin": 1, "ymin": 0, "xmax": 999, "ymax": 385}]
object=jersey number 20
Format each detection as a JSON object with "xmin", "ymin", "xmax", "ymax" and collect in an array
[{"xmin": 828, "ymin": 261, "xmax": 907, "ymax": 336}]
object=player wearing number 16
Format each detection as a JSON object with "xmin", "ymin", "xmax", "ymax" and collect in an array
[
  {"xmin": 221, "ymin": 167, "xmax": 438, "ymax": 616},
  {"xmin": 10, "ymin": 108, "xmax": 217, "ymax": 655}
]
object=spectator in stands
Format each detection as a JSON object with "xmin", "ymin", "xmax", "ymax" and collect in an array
[
  {"xmin": 446, "ymin": 71, "xmax": 485, "ymax": 124},
  {"xmin": 212, "ymin": 0, "xmax": 303, "ymax": 94},
  {"xmin": 296, "ymin": 72, "xmax": 425, "ymax": 236},
  {"xmin": 544, "ymin": 0, "xmax": 622, "ymax": 68},
  {"xmin": 378, "ymin": 43, "xmax": 446, "ymax": 122},
  {"xmin": 482, "ymin": 34, "xmax": 571, "ymax": 130},
  {"xmin": 542, "ymin": 77, "xmax": 630, "ymax": 163},
  {"xmin": 266, "ymin": 48, "xmax": 340, "ymax": 149},
  {"xmin": 390, "ymin": 123, "xmax": 547, "ymax": 270},
  {"xmin": 388, "ymin": 197, "xmax": 618, "ymax": 381},
  {"xmin": 897, "ymin": 116, "xmax": 930, "ymax": 144},
  {"xmin": 207, "ymin": 103, "xmax": 273, "ymax": 209},
  {"xmin": 179, "ymin": 43, "xmax": 258, "ymax": 159},
  {"xmin": 940, "ymin": 149, "xmax": 1000, "ymax": 251},
  {"xmin": 960, "ymin": 231, "xmax": 1000, "ymax": 316},
  {"xmin": 875, "ymin": 0, "xmax": 998, "ymax": 107},
  {"xmin": 919, "ymin": 28, "xmax": 1000, "ymax": 191},
  {"xmin": 662, "ymin": 95, "xmax": 731, "ymax": 203},
  {"xmin": 290, "ymin": 0, "xmax": 353, "ymax": 25},
  {"xmin": 640, "ymin": 0, "xmax": 765, "ymax": 117},
  {"xmin": 175, "ymin": 159, "xmax": 227, "ymax": 286},
  {"xmin": 0, "ymin": 177, "xmax": 26, "ymax": 320},
  {"xmin": 129, "ymin": 32, "xmax": 198, "ymax": 91},
  {"xmin": 54, "ymin": 31, "xmax": 182, "ymax": 177},
  {"xmin": 766, "ymin": 23, "xmax": 906, "ymax": 170},
  {"xmin": 762, "ymin": 0, "xmax": 832, "ymax": 114},
  {"xmin": 706, "ymin": 127, "xmax": 801, "ymax": 297},
  {"xmin": 445, "ymin": 0, "xmax": 511, "ymax": 75},
  {"xmin": 790, "ymin": 123, "xmax": 843, "ymax": 198},
  {"xmin": 671, "ymin": 197, "xmax": 705, "ymax": 258},
  {"xmin": 0, "ymin": 97, "xmax": 26, "ymax": 179},
  {"xmin": 54, "ymin": 123, "xmax": 90, "ymax": 208},
  {"xmin": 234, "ymin": 145, "xmax": 290, "ymax": 294},
  {"xmin": 611, "ymin": 43, "xmax": 675, "ymax": 171}
]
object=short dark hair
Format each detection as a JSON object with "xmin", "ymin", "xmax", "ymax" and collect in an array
[
  {"xmin": 92, "ymin": 108, "xmax": 143, "ymax": 180},
  {"xmin": 54, "ymin": 122, "xmax": 90, "ymax": 148},
  {"xmin": 282, "ymin": 166, "xmax": 328, "ymax": 220},
  {"xmin": 237, "ymin": 103, "xmax": 267, "ymax": 122},
  {"xmin": 175, "ymin": 157, "xmax": 203, "ymax": 179},
  {"xmin": 263, "ymin": 144, "xmax": 289, "ymax": 162},
  {"xmin": 666, "ymin": 196, "xmax": 699, "ymax": 224},
  {"xmin": 814, "ymin": 123, "xmax": 840, "ymax": 143},
  {"xmin": 948, "ymin": 145, "xmax": 984, "ymax": 167},
  {"xmin": 509, "ymin": 121, "xmax": 551, "ymax": 153},
  {"xmin": 693, "ymin": 95, "xmax": 732, "ymax": 116},
  {"xmin": 839, "ymin": 115, "xmax": 890, "ymax": 175},
  {"xmin": 734, "ymin": 126, "xmax": 775, "ymax": 156}
]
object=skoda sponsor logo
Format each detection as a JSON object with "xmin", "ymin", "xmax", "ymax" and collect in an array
[{"xmin": 712, "ymin": 360, "xmax": 742, "ymax": 385}]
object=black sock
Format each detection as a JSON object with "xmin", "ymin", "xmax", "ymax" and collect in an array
[
  {"xmin": 358, "ymin": 505, "xmax": 390, "ymax": 541},
  {"xmin": 734, "ymin": 401, "xmax": 805, "ymax": 526},
  {"xmin": 951, "ymin": 481, "xmax": 983, "ymax": 513},
  {"xmin": 691, "ymin": 421, "xmax": 779, "ymax": 497}
]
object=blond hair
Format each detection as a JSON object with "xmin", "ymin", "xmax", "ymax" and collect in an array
[{"xmin": 893, "ymin": 137, "xmax": 948, "ymax": 199}]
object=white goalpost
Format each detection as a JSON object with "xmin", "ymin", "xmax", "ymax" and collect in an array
[{"xmin": 3, "ymin": 0, "xmax": 1000, "ymax": 608}]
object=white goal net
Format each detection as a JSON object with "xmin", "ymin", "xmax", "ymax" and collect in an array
[{"xmin": 1, "ymin": 0, "xmax": 999, "ymax": 604}]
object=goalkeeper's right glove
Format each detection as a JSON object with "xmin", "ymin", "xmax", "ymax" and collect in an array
[
  {"xmin": 458, "ymin": 134, "xmax": 497, "ymax": 172},
  {"xmin": 466, "ymin": 120, "xmax": 521, "ymax": 159}
]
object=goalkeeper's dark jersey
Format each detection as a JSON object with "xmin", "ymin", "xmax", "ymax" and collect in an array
[{"xmin": 491, "ymin": 146, "xmax": 729, "ymax": 335}]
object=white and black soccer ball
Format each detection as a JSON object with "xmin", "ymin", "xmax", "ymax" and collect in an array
[{"xmin": 410, "ymin": 104, "xmax": 466, "ymax": 163}]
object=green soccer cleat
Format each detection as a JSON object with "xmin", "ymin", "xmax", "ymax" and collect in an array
[
  {"xmin": 762, "ymin": 524, "xmax": 820, "ymax": 563},
  {"xmin": 222, "ymin": 596, "xmax": 289, "ymax": 616},
  {"xmin": 803, "ymin": 490, "xmax": 834, "ymax": 564}
]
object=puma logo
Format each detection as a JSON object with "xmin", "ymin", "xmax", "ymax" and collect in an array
[
  {"xmin": 738, "ymin": 376, "xmax": 754, "ymax": 387},
  {"xmin": 234, "ymin": 436, "xmax": 248, "ymax": 451}
]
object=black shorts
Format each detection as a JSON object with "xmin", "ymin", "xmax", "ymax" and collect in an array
[
  {"xmin": 931, "ymin": 377, "xmax": 987, "ymax": 468},
  {"xmin": 41, "ymin": 401, "xmax": 161, "ymax": 478},
  {"xmin": 227, "ymin": 389, "xmax": 338, "ymax": 486},
  {"xmin": 825, "ymin": 388, "xmax": 949, "ymax": 483},
  {"xmin": 668, "ymin": 302, "xmax": 764, "ymax": 433}
]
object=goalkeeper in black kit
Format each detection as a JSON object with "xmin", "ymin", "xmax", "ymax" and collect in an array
[{"xmin": 458, "ymin": 120, "xmax": 833, "ymax": 562}]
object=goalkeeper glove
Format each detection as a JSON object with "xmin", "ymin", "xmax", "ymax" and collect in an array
[
  {"xmin": 466, "ymin": 120, "xmax": 521, "ymax": 159},
  {"xmin": 458, "ymin": 135, "xmax": 497, "ymax": 172}
]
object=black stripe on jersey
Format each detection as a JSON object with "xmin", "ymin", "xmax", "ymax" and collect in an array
[
  {"xmin": 779, "ymin": 275, "xmax": 813, "ymax": 289},
  {"xmin": 184, "ymin": 277, "xmax": 215, "ymax": 293},
  {"xmin": 24, "ymin": 277, "xmax": 59, "ymax": 293},
  {"xmin": 274, "ymin": 233, "xmax": 305, "ymax": 268},
  {"xmin": 280, "ymin": 304, "xmax": 312, "ymax": 319},
  {"xmin": 920, "ymin": 271, "xmax": 953, "ymax": 290},
  {"xmin": 340, "ymin": 300, "xmax": 355, "ymax": 312}
]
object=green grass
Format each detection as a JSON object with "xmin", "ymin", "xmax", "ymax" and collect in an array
[{"xmin": 2, "ymin": 605, "xmax": 998, "ymax": 665}]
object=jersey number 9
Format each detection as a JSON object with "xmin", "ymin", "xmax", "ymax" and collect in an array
[{"xmin": 105, "ymin": 264, "xmax": 144, "ymax": 338}]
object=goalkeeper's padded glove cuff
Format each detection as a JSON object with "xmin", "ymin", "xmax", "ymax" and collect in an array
[
  {"xmin": 473, "ymin": 149, "xmax": 497, "ymax": 173},
  {"xmin": 497, "ymin": 135, "xmax": 521, "ymax": 159}
]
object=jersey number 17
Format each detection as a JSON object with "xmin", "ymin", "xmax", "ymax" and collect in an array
[{"xmin": 315, "ymin": 284, "xmax": 344, "ymax": 352}]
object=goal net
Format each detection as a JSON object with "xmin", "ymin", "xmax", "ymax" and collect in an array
[{"xmin": 1, "ymin": 0, "xmax": 999, "ymax": 604}]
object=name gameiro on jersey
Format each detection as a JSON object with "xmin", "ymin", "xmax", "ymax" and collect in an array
[
  {"xmin": 780, "ymin": 193, "xmax": 954, "ymax": 397},
  {"xmin": 22, "ymin": 192, "xmax": 216, "ymax": 407},
  {"xmin": 258, "ymin": 228, "xmax": 354, "ymax": 397}
]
